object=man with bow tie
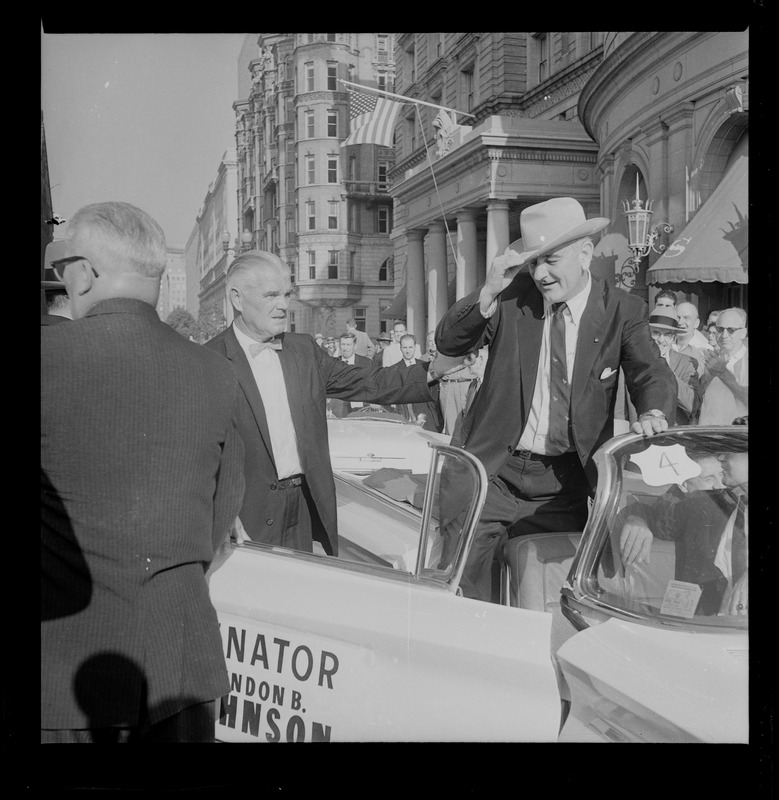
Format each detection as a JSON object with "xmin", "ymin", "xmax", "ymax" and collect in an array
[
  {"xmin": 206, "ymin": 251, "xmax": 461, "ymax": 555},
  {"xmin": 435, "ymin": 197, "xmax": 676, "ymax": 602}
]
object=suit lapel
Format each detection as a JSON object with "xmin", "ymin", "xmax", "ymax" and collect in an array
[
  {"xmin": 276, "ymin": 335, "xmax": 308, "ymax": 450},
  {"xmin": 516, "ymin": 285, "xmax": 545, "ymax": 413},
  {"xmin": 223, "ymin": 327, "xmax": 276, "ymax": 469},
  {"xmin": 572, "ymin": 277, "xmax": 607, "ymax": 403}
]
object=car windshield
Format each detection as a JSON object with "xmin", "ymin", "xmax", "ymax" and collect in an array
[{"xmin": 580, "ymin": 428, "xmax": 748, "ymax": 627}]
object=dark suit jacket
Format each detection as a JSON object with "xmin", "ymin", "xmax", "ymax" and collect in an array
[
  {"xmin": 668, "ymin": 348, "xmax": 701, "ymax": 425},
  {"xmin": 384, "ymin": 359, "xmax": 443, "ymax": 432},
  {"xmin": 650, "ymin": 488, "xmax": 736, "ymax": 615},
  {"xmin": 41, "ymin": 299, "xmax": 245, "ymax": 728},
  {"xmin": 206, "ymin": 327, "xmax": 433, "ymax": 555},
  {"xmin": 329, "ymin": 353, "xmax": 373, "ymax": 418},
  {"xmin": 436, "ymin": 274, "xmax": 676, "ymax": 488}
]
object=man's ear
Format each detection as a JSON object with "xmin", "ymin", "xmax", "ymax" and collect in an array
[
  {"xmin": 72, "ymin": 261, "xmax": 96, "ymax": 296},
  {"xmin": 229, "ymin": 285, "xmax": 242, "ymax": 313}
]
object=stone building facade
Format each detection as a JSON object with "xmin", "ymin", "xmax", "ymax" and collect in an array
[
  {"xmin": 578, "ymin": 31, "xmax": 748, "ymax": 318},
  {"xmin": 232, "ymin": 33, "xmax": 398, "ymax": 340},
  {"xmin": 156, "ymin": 247, "xmax": 187, "ymax": 322},
  {"xmin": 387, "ymin": 32, "xmax": 608, "ymax": 343}
]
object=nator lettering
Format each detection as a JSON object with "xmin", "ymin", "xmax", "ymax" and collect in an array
[{"xmin": 225, "ymin": 626, "xmax": 340, "ymax": 688}]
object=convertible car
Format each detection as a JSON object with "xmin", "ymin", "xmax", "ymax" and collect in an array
[{"xmin": 207, "ymin": 425, "xmax": 748, "ymax": 742}]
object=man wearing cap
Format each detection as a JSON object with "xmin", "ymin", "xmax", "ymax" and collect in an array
[
  {"xmin": 372, "ymin": 332, "xmax": 392, "ymax": 367},
  {"xmin": 648, "ymin": 309, "xmax": 701, "ymax": 425},
  {"xmin": 41, "ymin": 240, "xmax": 73, "ymax": 325},
  {"xmin": 436, "ymin": 196, "xmax": 676, "ymax": 602}
]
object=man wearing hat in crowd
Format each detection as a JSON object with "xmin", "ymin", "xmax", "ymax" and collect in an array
[
  {"xmin": 648, "ymin": 308, "xmax": 701, "ymax": 425},
  {"xmin": 41, "ymin": 240, "xmax": 74, "ymax": 325},
  {"xmin": 435, "ymin": 196, "xmax": 676, "ymax": 602},
  {"xmin": 372, "ymin": 332, "xmax": 392, "ymax": 367}
]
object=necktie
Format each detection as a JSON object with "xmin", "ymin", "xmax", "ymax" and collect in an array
[
  {"xmin": 547, "ymin": 302, "xmax": 571, "ymax": 454},
  {"xmin": 731, "ymin": 496, "xmax": 748, "ymax": 582},
  {"xmin": 249, "ymin": 339, "xmax": 282, "ymax": 357}
]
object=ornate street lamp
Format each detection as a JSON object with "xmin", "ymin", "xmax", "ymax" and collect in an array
[{"xmin": 621, "ymin": 175, "xmax": 674, "ymax": 271}]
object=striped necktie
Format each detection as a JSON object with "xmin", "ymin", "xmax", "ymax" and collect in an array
[{"xmin": 547, "ymin": 302, "xmax": 571, "ymax": 454}]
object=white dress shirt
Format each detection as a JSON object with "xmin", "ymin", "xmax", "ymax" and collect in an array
[
  {"xmin": 233, "ymin": 324, "xmax": 303, "ymax": 479},
  {"xmin": 517, "ymin": 272, "xmax": 592, "ymax": 455}
]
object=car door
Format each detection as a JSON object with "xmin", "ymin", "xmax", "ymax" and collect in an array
[
  {"xmin": 208, "ymin": 444, "xmax": 562, "ymax": 742},
  {"xmin": 555, "ymin": 427, "xmax": 749, "ymax": 743}
]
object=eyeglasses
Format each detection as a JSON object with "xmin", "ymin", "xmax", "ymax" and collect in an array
[
  {"xmin": 714, "ymin": 325, "xmax": 745, "ymax": 336},
  {"xmin": 51, "ymin": 256, "xmax": 96, "ymax": 283}
]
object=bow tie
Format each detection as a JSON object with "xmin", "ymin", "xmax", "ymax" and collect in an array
[{"xmin": 249, "ymin": 339, "xmax": 282, "ymax": 357}]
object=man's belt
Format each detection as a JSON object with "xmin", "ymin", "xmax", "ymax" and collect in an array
[
  {"xmin": 273, "ymin": 474, "xmax": 304, "ymax": 489},
  {"xmin": 440, "ymin": 376, "xmax": 474, "ymax": 382}
]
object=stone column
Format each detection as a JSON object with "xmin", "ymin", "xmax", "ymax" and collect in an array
[
  {"xmin": 455, "ymin": 208, "xmax": 479, "ymax": 300},
  {"xmin": 486, "ymin": 200, "xmax": 511, "ymax": 270},
  {"xmin": 476, "ymin": 227, "xmax": 487, "ymax": 289},
  {"xmin": 405, "ymin": 228, "xmax": 427, "ymax": 345},
  {"xmin": 426, "ymin": 221, "xmax": 449, "ymax": 333}
]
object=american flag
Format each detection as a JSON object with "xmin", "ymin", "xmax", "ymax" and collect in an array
[{"xmin": 341, "ymin": 89, "xmax": 401, "ymax": 148}]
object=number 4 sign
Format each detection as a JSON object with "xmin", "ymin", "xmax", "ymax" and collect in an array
[{"xmin": 629, "ymin": 444, "xmax": 702, "ymax": 486}]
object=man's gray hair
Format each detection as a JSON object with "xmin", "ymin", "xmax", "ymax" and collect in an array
[
  {"xmin": 68, "ymin": 201, "xmax": 167, "ymax": 278},
  {"xmin": 226, "ymin": 250, "xmax": 289, "ymax": 293},
  {"xmin": 720, "ymin": 307, "xmax": 747, "ymax": 326}
]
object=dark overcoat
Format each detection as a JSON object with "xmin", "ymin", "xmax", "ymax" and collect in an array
[{"xmin": 41, "ymin": 298, "xmax": 245, "ymax": 728}]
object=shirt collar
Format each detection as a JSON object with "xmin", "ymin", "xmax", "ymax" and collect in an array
[
  {"xmin": 726, "ymin": 344, "xmax": 747, "ymax": 367},
  {"xmin": 233, "ymin": 321, "xmax": 277, "ymax": 355},
  {"xmin": 544, "ymin": 270, "xmax": 591, "ymax": 326}
]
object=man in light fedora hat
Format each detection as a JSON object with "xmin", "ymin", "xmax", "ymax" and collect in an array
[
  {"xmin": 648, "ymin": 308, "xmax": 701, "ymax": 425},
  {"xmin": 435, "ymin": 196, "xmax": 676, "ymax": 602}
]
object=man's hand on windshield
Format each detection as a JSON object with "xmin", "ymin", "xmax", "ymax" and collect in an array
[{"xmin": 620, "ymin": 515, "xmax": 653, "ymax": 568}]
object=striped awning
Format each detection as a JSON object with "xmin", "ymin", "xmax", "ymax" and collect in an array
[{"xmin": 647, "ymin": 155, "xmax": 748, "ymax": 284}]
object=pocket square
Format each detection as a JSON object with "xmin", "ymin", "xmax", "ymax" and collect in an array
[{"xmin": 599, "ymin": 367, "xmax": 617, "ymax": 380}]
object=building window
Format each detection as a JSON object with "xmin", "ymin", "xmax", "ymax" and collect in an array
[
  {"xmin": 461, "ymin": 65, "xmax": 474, "ymax": 111},
  {"xmin": 308, "ymin": 250, "xmax": 316, "ymax": 279},
  {"xmin": 406, "ymin": 113, "xmax": 417, "ymax": 153},
  {"xmin": 305, "ymin": 62, "xmax": 314, "ymax": 92},
  {"xmin": 327, "ymin": 110, "xmax": 338, "ymax": 137},
  {"xmin": 534, "ymin": 33, "xmax": 548, "ymax": 83},
  {"xmin": 328, "ymin": 200, "xmax": 339, "ymax": 230},
  {"xmin": 377, "ymin": 162, "xmax": 389, "ymax": 190},
  {"xmin": 305, "ymin": 110, "xmax": 315, "ymax": 138},
  {"xmin": 289, "ymin": 261, "xmax": 296, "ymax": 283},
  {"xmin": 288, "ymin": 311, "xmax": 296, "ymax": 331},
  {"xmin": 348, "ymin": 200, "xmax": 358, "ymax": 233},
  {"xmin": 377, "ymin": 73, "xmax": 387, "ymax": 92},
  {"xmin": 328, "ymin": 250, "xmax": 339, "ymax": 279},
  {"xmin": 377, "ymin": 35, "xmax": 389, "ymax": 62},
  {"xmin": 406, "ymin": 43, "xmax": 416, "ymax": 83},
  {"xmin": 327, "ymin": 157, "xmax": 338, "ymax": 183},
  {"xmin": 354, "ymin": 306, "xmax": 366, "ymax": 331},
  {"xmin": 349, "ymin": 155, "xmax": 357, "ymax": 181},
  {"xmin": 437, "ymin": 33, "xmax": 445, "ymax": 59},
  {"xmin": 306, "ymin": 154, "xmax": 316, "ymax": 184},
  {"xmin": 326, "ymin": 33, "xmax": 336, "ymax": 43},
  {"xmin": 378, "ymin": 206, "xmax": 390, "ymax": 234},
  {"xmin": 327, "ymin": 63, "xmax": 337, "ymax": 91},
  {"xmin": 306, "ymin": 200, "xmax": 316, "ymax": 230}
]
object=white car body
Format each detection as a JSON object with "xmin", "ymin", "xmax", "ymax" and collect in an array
[{"xmin": 207, "ymin": 426, "xmax": 748, "ymax": 742}]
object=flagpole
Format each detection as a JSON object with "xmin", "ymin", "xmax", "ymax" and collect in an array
[{"xmin": 339, "ymin": 79, "xmax": 476, "ymax": 119}]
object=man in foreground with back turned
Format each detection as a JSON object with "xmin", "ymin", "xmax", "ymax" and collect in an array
[
  {"xmin": 41, "ymin": 201, "xmax": 245, "ymax": 742},
  {"xmin": 436, "ymin": 197, "xmax": 677, "ymax": 602}
]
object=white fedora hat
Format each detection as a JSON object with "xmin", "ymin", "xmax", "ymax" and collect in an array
[{"xmin": 506, "ymin": 197, "xmax": 610, "ymax": 264}]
